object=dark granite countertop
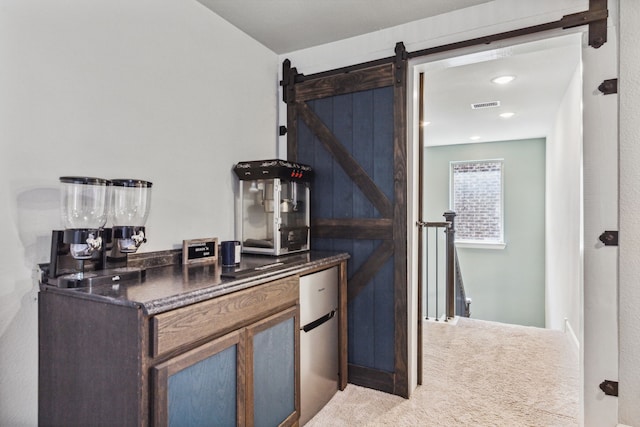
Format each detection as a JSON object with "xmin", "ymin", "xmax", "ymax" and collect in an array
[{"xmin": 40, "ymin": 251, "xmax": 349, "ymax": 315}]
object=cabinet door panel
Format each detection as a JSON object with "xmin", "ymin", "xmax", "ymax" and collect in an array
[
  {"xmin": 153, "ymin": 331, "xmax": 245, "ymax": 427},
  {"xmin": 247, "ymin": 306, "xmax": 300, "ymax": 427},
  {"xmin": 167, "ymin": 345, "xmax": 236, "ymax": 426}
]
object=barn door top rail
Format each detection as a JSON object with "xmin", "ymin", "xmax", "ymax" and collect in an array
[{"xmin": 281, "ymin": 0, "xmax": 608, "ymax": 91}]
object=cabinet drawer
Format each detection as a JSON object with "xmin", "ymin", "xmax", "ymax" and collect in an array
[{"xmin": 152, "ymin": 275, "xmax": 299, "ymax": 358}]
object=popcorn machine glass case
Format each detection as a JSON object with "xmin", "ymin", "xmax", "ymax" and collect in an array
[{"xmin": 234, "ymin": 160, "xmax": 313, "ymax": 256}]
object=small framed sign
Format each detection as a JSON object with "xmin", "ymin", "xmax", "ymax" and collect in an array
[{"xmin": 182, "ymin": 238, "xmax": 218, "ymax": 265}]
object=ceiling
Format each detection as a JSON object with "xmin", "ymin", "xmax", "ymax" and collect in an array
[
  {"xmin": 197, "ymin": 0, "xmax": 491, "ymax": 54},
  {"xmin": 197, "ymin": 1, "xmax": 583, "ymax": 147},
  {"xmin": 421, "ymin": 34, "xmax": 582, "ymax": 146}
]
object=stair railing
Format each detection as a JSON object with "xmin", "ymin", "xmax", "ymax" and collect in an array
[{"xmin": 419, "ymin": 211, "xmax": 470, "ymax": 321}]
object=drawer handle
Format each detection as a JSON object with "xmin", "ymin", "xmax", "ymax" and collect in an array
[{"xmin": 301, "ymin": 310, "xmax": 336, "ymax": 333}]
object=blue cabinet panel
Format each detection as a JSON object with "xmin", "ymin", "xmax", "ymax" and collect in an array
[
  {"xmin": 253, "ymin": 317, "xmax": 295, "ymax": 427},
  {"xmin": 167, "ymin": 345, "xmax": 236, "ymax": 427}
]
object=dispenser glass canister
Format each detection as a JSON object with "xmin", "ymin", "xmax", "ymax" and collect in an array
[
  {"xmin": 59, "ymin": 176, "xmax": 111, "ymax": 259},
  {"xmin": 110, "ymin": 179, "xmax": 153, "ymax": 253}
]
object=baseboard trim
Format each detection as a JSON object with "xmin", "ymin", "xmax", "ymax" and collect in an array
[{"xmin": 564, "ymin": 317, "xmax": 580, "ymax": 350}]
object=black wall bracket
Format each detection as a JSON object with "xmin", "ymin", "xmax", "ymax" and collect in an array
[
  {"xmin": 279, "ymin": 126, "xmax": 287, "ymax": 136},
  {"xmin": 394, "ymin": 42, "xmax": 408, "ymax": 87},
  {"xmin": 280, "ymin": 59, "xmax": 300, "ymax": 104},
  {"xmin": 599, "ymin": 230, "xmax": 618, "ymax": 246},
  {"xmin": 598, "ymin": 78, "xmax": 618, "ymax": 95},
  {"xmin": 589, "ymin": 0, "xmax": 608, "ymax": 48},
  {"xmin": 599, "ymin": 380, "xmax": 619, "ymax": 397}
]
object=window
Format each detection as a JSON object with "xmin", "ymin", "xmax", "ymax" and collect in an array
[{"xmin": 450, "ymin": 159, "xmax": 505, "ymax": 248}]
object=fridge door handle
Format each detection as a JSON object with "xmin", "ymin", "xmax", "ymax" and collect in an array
[{"xmin": 301, "ymin": 310, "xmax": 336, "ymax": 333}]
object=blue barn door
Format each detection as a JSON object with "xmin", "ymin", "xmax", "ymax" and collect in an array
[{"xmin": 282, "ymin": 43, "xmax": 408, "ymax": 397}]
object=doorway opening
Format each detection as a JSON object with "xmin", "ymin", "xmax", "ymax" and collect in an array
[
  {"xmin": 409, "ymin": 33, "xmax": 585, "ymax": 396},
  {"xmin": 417, "ymin": 32, "xmax": 583, "ymax": 329}
]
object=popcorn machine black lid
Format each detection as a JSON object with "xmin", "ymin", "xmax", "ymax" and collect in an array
[{"xmin": 233, "ymin": 159, "xmax": 314, "ymax": 182}]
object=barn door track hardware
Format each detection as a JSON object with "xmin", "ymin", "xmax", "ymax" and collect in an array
[
  {"xmin": 598, "ymin": 78, "xmax": 618, "ymax": 95},
  {"xmin": 598, "ymin": 230, "xmax": 618, "ymax": 246},
  {"xmin": 599, "ymin": 380, "xmax": 618, "ymax": 397}
]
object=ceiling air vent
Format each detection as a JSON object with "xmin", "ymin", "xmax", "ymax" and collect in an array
[{"xmin": 471, "ymin": 101, "xmax": 500, "ymax": 109}]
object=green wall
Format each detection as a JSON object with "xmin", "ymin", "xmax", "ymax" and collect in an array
[{"xmin": 424, "ymin": 138, "xmax": 545, "ymax": 327}]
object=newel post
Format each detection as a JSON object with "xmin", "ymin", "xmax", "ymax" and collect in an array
[{"xmin": 443, "ymin": 210, "xmax": 456, "ymax": 320}]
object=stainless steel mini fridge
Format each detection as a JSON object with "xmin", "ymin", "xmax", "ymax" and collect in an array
[{"xmin": 299, "ymin": 266, "xmax": 339, "ymax": 425}]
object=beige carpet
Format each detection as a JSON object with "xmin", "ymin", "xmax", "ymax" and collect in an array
[{"xmin": 305, "ymin": 317, "xmax": 579, "ymax": 426}]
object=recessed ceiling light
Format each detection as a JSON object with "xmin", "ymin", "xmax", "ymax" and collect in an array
[
  {"xmin": 499, "ymin": 112, "xmax": 515, "ymax": 119},
  {"xmin": 491, "ymin": 75, "xmax": 516, "ymax": 85},
  {"xmin": 470, "ymin": 136, "xmax": 482, "ymax": 141},
  {"xmin": 420, "ymin": 121, "xmax": 431, "ymax": 127}
]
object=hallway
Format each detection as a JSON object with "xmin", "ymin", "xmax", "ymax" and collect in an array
[{"xmin": 307, "ymin": 318, "xmax": 579, "ymax": 426}]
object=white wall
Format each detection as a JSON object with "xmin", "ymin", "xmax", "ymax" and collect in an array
[
  {"xmin": 545, "ymin": 64, "xmax": 582, "ymax": 343},
  {"xmin": 581, "ymin": 10, "xmax": 620, "ymax": 426},
  {"xmin": 424, "ymin": 139, "xmax": 546, "ymax": 327},
  {"xmin": 618, "ymin": 0, "xmax": 640, "ymax": 424},
  {"xmin": 0, "ymin": 1, "xmax": 278, "ymax": 425}
]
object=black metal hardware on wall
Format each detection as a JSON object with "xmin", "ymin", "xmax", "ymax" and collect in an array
[
  {"xmin": 407, "ymin": 0, "xmax": 608, "ymax": 59},
  {"xmin": 599, "ymin": 230, "xmax": 618, "ymax": 246},
  {"xmin": 394, "ymin": 42, "xmax": 407, "ymax": 87},
  {"xmin": 279, "ymin": 126, "xmax": 287, "ymax": 136},
  {"xmin": 598, "ymin": 78, "xmax": 618, "ymax": 95},
  {"xmin": 599, "ymin": 380, "xmax": 619, "ymax": 397},
  {"xmin": 280, "ymin": 59, "xmax": 300, "ymax": 103},
  {"xmin": 587, "ymin": 0, "xmax": 608, "ymax": 48}
]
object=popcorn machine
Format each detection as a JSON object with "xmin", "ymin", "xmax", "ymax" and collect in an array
[{"xmin": 234, "ymin": 159, "xmax": 313, "ymax": 256}]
